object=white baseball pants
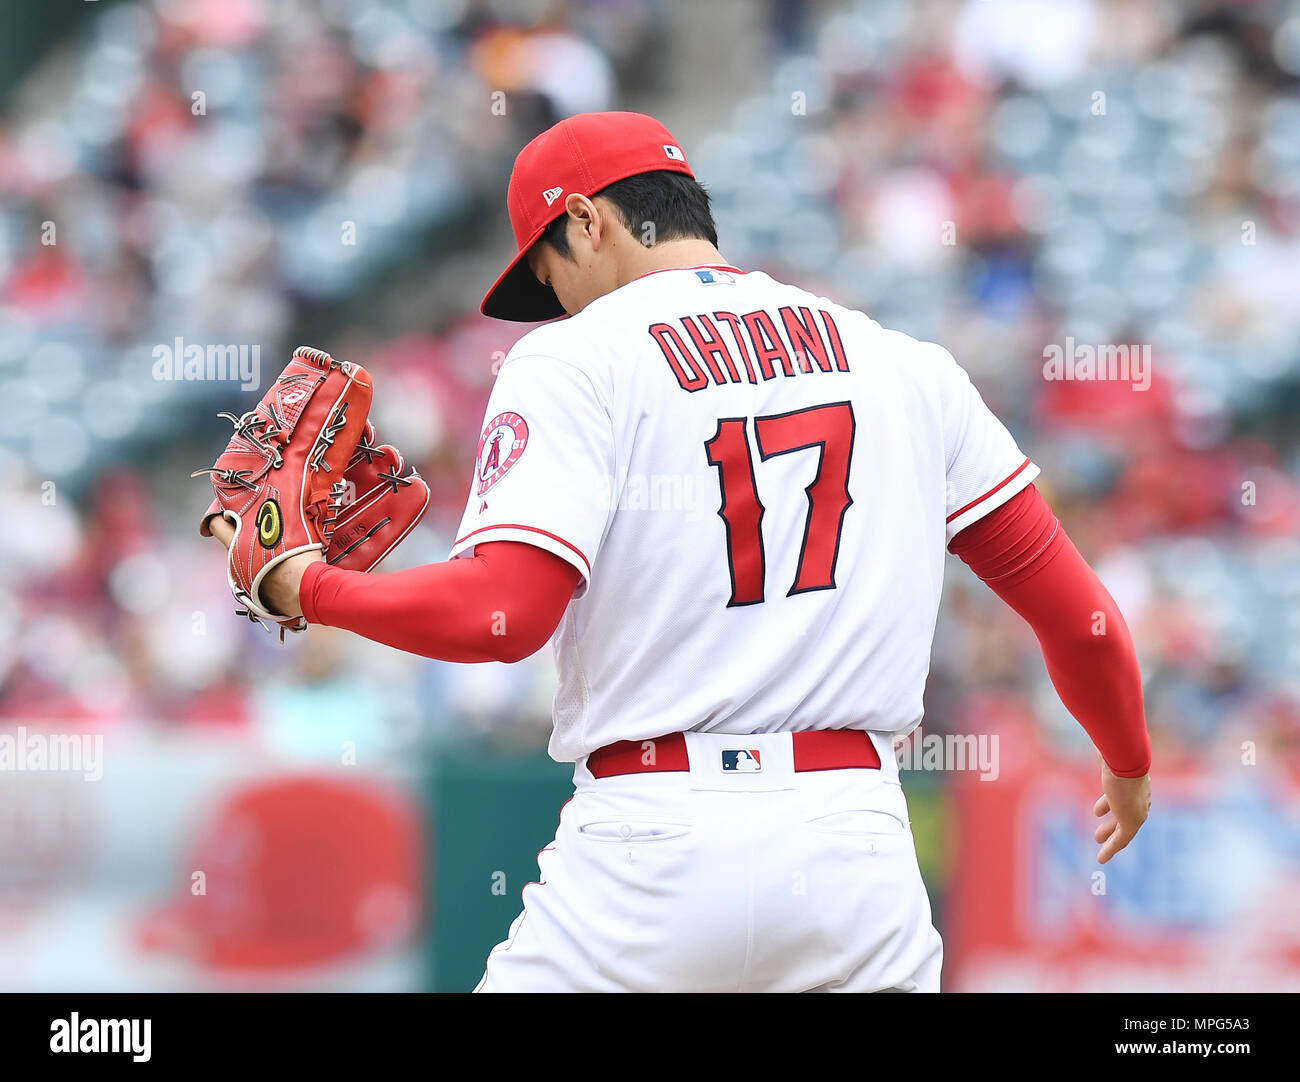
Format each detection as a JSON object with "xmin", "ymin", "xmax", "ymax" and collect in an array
[{"xmin": 475, "ymin": 730, "xmax": 943, "ymax": 992}]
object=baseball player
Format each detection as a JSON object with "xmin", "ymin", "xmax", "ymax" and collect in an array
[{"xmin": 208, "ymin": 111, "xmax": 1152, "ymax": 992}]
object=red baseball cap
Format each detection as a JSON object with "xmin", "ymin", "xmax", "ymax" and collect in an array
[
  {"xmin": 134, "ymin": 775, "xmax": 422, "ymax": 972},
  {"xmin": 480, "ymin": 111, "xmax": 695, "ymax": 322}
]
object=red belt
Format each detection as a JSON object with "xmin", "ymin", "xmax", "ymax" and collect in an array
[{"xmin": 586, "ymin": 730, "xmax": 882, "ymax": 779}]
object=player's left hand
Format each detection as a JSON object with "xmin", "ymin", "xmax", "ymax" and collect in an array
[{"xmin": 1092, "ymin": 754, "xmax": 1151, "ymax": 864}]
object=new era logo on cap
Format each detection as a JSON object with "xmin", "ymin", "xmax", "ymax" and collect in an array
[
  {"xmin": 663, "ymin": 144, "xmax": 685, "ymax": 162},
  {"xmin": 542, "ymin": 186, "xmax": 564, "ymax": 206}
]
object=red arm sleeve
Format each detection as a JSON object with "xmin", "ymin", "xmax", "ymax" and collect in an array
[
  {"xmin": 948, "ymin": 484, "xmax": 1152, "ymax": 777},
  {"xmin": 298, "ymin": 541, "xmax": 582, "ymax": 663}
]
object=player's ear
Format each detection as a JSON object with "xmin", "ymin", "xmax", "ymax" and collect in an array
[{"xmin": 564, "ymin": 194, "xmax": 601, "ymax": 250}]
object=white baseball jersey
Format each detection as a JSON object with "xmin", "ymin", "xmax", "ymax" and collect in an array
[{"xmin": 450, "ymin": 265, "xmax": 1038, "ymax": 764}]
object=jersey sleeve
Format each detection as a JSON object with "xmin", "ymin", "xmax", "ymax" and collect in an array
[
  {"xmin": 935, "ymin": 344, "xmax": 1040, "ymax": 544},
  {"xmin": 448, "ymin": 351, "xmax": 614, "ymax": 596}
]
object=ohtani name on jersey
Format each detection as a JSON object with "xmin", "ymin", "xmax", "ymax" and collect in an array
[{"xmin": 649, "ymin": 307, "xmax": 848, "ymax": 392}]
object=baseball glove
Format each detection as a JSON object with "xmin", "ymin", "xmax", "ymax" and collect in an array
[
  {"xmin": 194, "ymin": 345, "xmax": 429, "ymax": 637},
  {"xmin": 324, "ymin": 419, "xmax": 431, "ymax": 572}
]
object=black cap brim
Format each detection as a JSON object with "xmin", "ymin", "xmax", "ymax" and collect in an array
[{"xmin": 480, "ymin": 243, "xmax": 568, "ymax": 323}]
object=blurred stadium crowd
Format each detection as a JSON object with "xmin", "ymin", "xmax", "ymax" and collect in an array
[{"xmin": 2, "ymin": 0, "xmax": 1299, "ymax": 779}]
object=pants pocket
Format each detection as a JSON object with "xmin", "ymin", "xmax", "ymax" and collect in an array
[
  {"xmin": 576, "ymin": 817, "xmax": 694, "ymax": 843},
  {"xmin": 804, "ymin": 808, "xmax": 908, "ymax": 836}
]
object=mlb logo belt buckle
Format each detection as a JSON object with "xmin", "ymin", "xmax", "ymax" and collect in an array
[{"xmin": 720, "ymin": 749, "xmax": 763, "ymax": 773}]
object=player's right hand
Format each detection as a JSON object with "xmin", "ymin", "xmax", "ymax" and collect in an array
[{"xmin": 1092, "ymin": 755, "xmax": 1151, "ymax": 864}]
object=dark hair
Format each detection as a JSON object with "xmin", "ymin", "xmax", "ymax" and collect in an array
[{"xmin": 541, "ymin": 170, "xmax": 717, "ymax": 259}]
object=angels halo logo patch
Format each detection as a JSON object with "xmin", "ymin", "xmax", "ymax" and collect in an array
[{"xmin": 475, "ymin": 412, "xmax": 529, "ymax": 495}]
